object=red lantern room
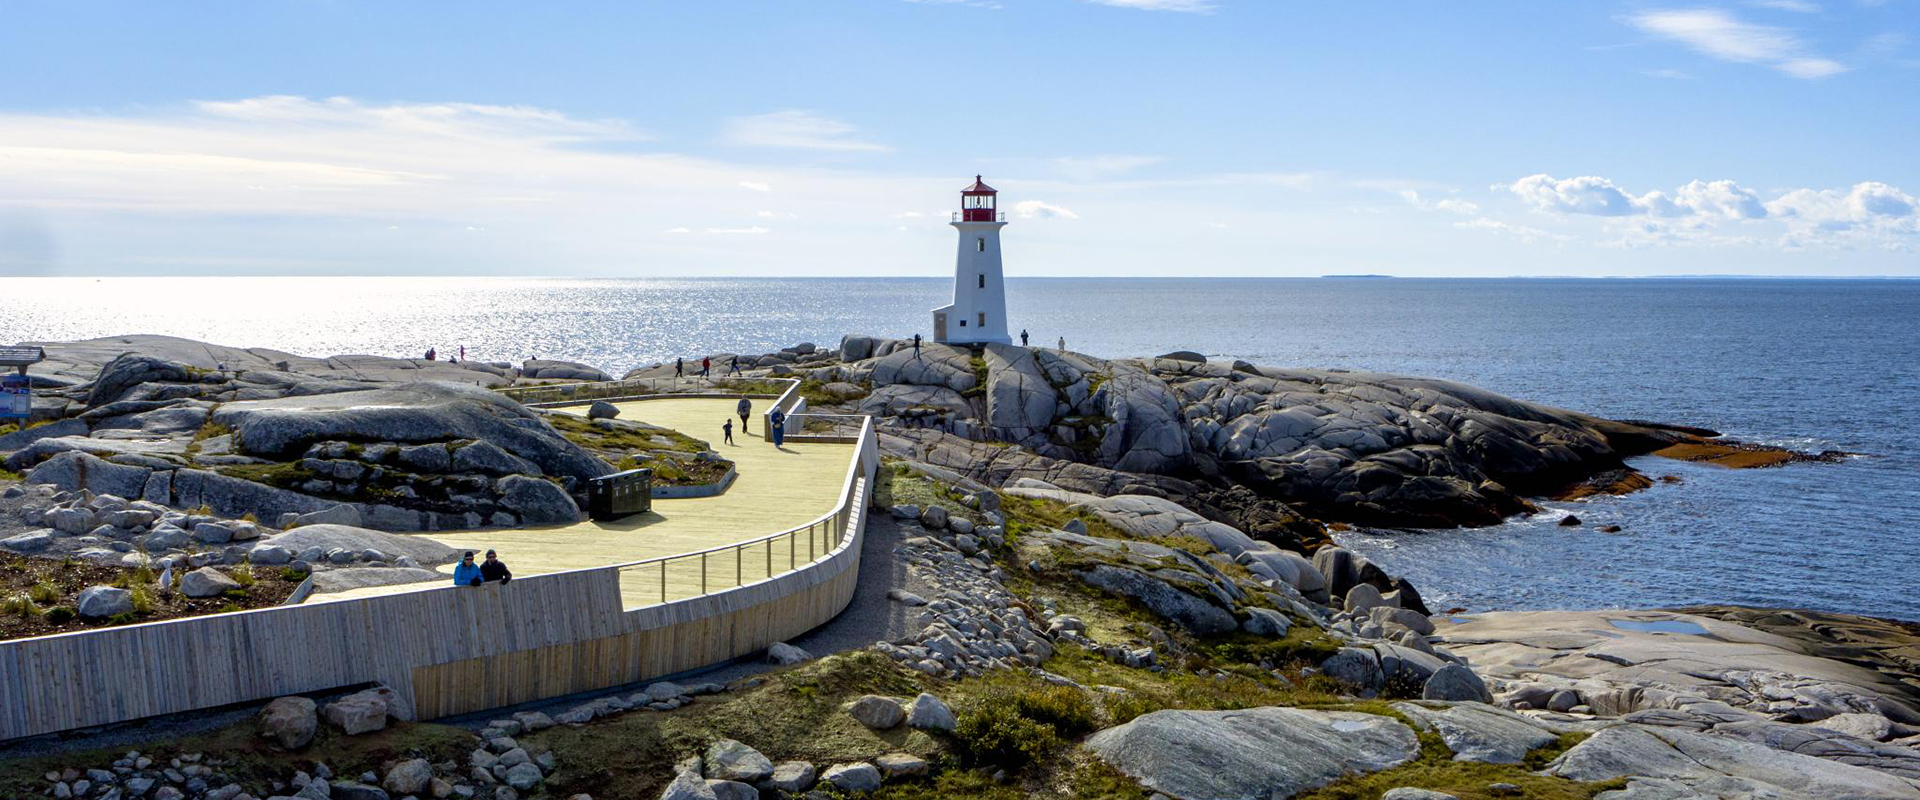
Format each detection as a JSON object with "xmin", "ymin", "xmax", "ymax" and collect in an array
[{"xmin": 961, "ymin": 175, "xmax": 998, "ymax": 222}]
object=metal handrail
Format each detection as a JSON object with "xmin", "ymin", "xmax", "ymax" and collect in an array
[{"xmin": 610, "ymin": 414, "xmax": 871, "ymax": 570}]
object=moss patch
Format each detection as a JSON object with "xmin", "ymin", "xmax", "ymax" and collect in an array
[
  {"xmin": 1291, "ymin": 724, "xmax": 1621, "ymax": 800},
  {"xmin": 545, "ymin": 413, "xmax": 730, "ymax": 487}
]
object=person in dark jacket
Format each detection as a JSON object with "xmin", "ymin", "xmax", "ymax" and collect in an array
[
  {"xmin": 480, "ymin": 550, "xmax": 512, "ymax": 584},
  {"xmin": 736, "ymin": 397, "xmax": 752, "ymax": 434},
  {"xmin": 723, "ymin": 418, "xmax": 734, "ymax": 445},
  {"xmin": 768, "ymin": 408, "xmax": 786, "ymax": 447},
  {"xmin": 675, "ymin": 357, "xmax": 684, "ymax": 378},
  {"xmin": 453, "ymin": 552, "xmax": 482, "ymax": 586},
  {"xmin": 701, "ymin": 356, "xmax": 711, "ymax": 377}
]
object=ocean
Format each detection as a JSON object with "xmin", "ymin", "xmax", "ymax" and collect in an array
[{"xmin": 3, "ymin": 276, "xmax": 1917, "ymax": 620}]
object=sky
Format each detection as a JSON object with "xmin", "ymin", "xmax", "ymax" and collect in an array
[{"xmin": 0, "ymin": 1, "xmax": 1916, "ymax": 278}]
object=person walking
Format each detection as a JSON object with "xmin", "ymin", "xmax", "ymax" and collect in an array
[
  {"xmin": 701, "ymin": 356, "xmax": 711, "ymax": 377},
  {"xmin": 736, "ymin": 396, "xmax": 752, "ymax": 435},
  {"xmin": 768, "ymin": 408, "xmax": 786, "ymax": 447},
  {"xmin": 728, "ymin": 355, "xmax": 741, "ymax": 376},
  {"xmin": 1021, "ymin": 329, "xmax": 1029, "ymax": 347},
  {"xmin": 911, "ymin": 333, "xmax": 922, "ymax": 359},
  {"xmin": 459, "ymin": 345, "xmax": 466, "ymax": 362},
  {"xmin": 722, "ymin": 418, "xmax": 734, "ymax": 445},
  {"xmin": 675, "ymin": 357, "xmax": 684, "ymax": 379},
  {"xmin": 480, "ymin": 550, "xmax": 512, "ymax": 584},
  {"xmin": 453, "ymin": 552, "xmax": 482, "ymax": 586}
]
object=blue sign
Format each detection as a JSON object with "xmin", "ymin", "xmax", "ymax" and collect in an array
[{"xmin": 2, "ymin": 373, "xmax": 29, "ymax": 419}]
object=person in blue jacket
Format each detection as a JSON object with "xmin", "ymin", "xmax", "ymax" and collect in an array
[
  {"xmin": 769, "ymin": 408, "xmax": 786, "ymax": 447},
  {"xmin": 453, "ymin": 551, "xmax": 483, "ymax": 586}
]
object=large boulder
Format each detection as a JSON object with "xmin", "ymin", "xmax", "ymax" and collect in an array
[
  {"xmin": 381, "ymin": 759, "xmax": 432, "ymax": 795},
  {"xmin": 1078, "ymin": 564, "xmax": 1237, "ymax": 636},
  {"xmin": 846, "ymin": 695, "xmax": 905, "ymax": 730},
  {"xmin": 265, "ymin": 525, "xmax": 460, "ymax": 564},
  {"xmin": 181, "ymin": 567, "xmax": 241, "ymax": 598},
  {"xmin": 1085, "ymin": 707, "xmax": 1420, "ymax": 800},
  {"xmin": 982, "ymin": 343, "xmax": 1057, "ymax": 435},
  {"xmin": 322, "ymin": 687, "xmax": 394, "ymax": 735},
  {"xmin": 705, "ymin": 740, "xmax": 774, "ymax": 783},
  {"xmin": 23, "ymin": 451, "xmax": 151, "ymax": 499},
  {"xmin": 864, "ymin": 345, "xmax": 978, "ymax": 392},
  {"xmin": 1094, "ymin": 366, "xmax": 1191, "ymax": 474},
  {"xmin": 857, "ymin": 384, "xmax": 973, "ymax": 418},
  {"xmin": 259, "ymin": 696, "xmax": 318, "ymax": 750},
  {"xmin": 494, "ymin": 475, "xmax": 580, "ymax": 524},
  {"xmin": 1391, "ymin": 702, "xmax": 1557, "ymax": 764},
  {"xmin": 85, "ymin": 353, "xmax": 193, "ymax": 407},
  {"xmin": 75, "ymin": 585, "xmax": 133, "ymax": 618},
  {"xmin": 520, "ymin": 359, "xmax": 611, "ymax": 382},
  {"xmin": 210, "ymin": 382, "xmax": 612, "ymax": 483}
]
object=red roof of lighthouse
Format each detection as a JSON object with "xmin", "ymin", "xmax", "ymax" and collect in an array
[{"xmin": 962, "ymin": 175, "xmax": 996, "ymax": 194}]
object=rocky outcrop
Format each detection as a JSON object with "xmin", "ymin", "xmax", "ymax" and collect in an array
[
  {"xmin": 1085, "ymin": 707, "xmax": 1421, "ymax": 800},
  {"xmin": 1546, "ymin": 724, "xmax": 1920, "ymax": 800},
  {"xmin": 211, "ymin": 382, "xmax": 609, "ymax": 483}
]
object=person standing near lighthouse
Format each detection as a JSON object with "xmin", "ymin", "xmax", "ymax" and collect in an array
[{"xmin": 931, "ymin": 176, "xmax": 1012, "ymax": 346}]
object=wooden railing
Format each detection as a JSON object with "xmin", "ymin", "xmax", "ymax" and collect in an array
[{"xmin": 0, "ymin": 409, "xmax": 878, "ymax": 742}]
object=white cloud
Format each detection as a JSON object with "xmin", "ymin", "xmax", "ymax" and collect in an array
[
  {"xmin": 1081, "ymin": 0, "xmax": 1214, "ymax": 11},
  {"xmin": 1053, "ymin": 154, "xmax": 1161, "ymax": 181},
  {"xmin": 1626, "ymin": 8, "xmax": 1848, "ymax": 78},
  {"xmin": 1752, "ymin": 0, "xmax": 1818, "ymax": 11},
  {"xmin": 663, "ymin": 227, "xmax": 691, "ymax": 234},
  {"xmin": 1012, "ymin": 200, "xmax": 1080, "ymax": 219},
  {"xmin": 721, "ymin": 110, "xmax": 889, "ymax": 152},
  {"xmin": 705, "ymin": 226, "xmax": 771, "ymax": 235},
  {"xmin": 1499, "ymin": 173, "xmax": 1920, "ymax": 250},
  {"xmin": 1399, "ymin": 189, "xmax": 1480, "ymax": 215},
  {"xmin": 1642, "ymin": 68, "xmax": 1697, "ymax": 79},
  {"xmin": 1505, "ymin": 174, "xmax": 1644, "ymax": 216},
  {"xmin": 739, "ymin": 181, "xmax": 772, "ymax": 192}
]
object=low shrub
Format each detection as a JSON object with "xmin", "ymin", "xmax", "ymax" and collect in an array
[
  {"xmin": 45, "ymin": 606, "xmax": 75, "ymax": 624},
  {"xmin": 1, "ymin": 594, "xmax": 41, "ymax": 617},
  {"xmin": 952, "ymin": 702, "xmax": 1060, "ymax": 769},
  {"xmin": 279, "ymin": 567, "xmax": 308, "ymax": 582},
  {"xmin": 27, "ymin": 582, "xmax": 59, "ymax": 605},
  {"xmin": 951, "ymin": 680, "xmax": 1098, "ymax": 770}
]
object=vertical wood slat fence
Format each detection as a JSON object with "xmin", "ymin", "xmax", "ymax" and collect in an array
[{"xmin": 0, "ymin": 416, "xmax": 877, "ymax": 743}]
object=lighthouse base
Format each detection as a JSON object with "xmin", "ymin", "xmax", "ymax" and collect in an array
[{"xmin": 931, "ymin": 306, "xmax": 1011, "ymax": 346}]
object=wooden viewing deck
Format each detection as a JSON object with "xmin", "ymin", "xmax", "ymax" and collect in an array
[
  {"xmin": 0, "ymin": 385, "xmax": 877, "ymax": 742},
  {"xmin": 321, "ymin": 396, "xmax": 854, "ymax": 608}
]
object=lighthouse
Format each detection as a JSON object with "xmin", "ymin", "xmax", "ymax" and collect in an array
[{"xmin": 931, "ymin": 176, "xmax": 1011, "ymax": 345}]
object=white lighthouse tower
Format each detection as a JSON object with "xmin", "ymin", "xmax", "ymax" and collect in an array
[{"xmin": 931, "ymin": 176, "xmax": 1012, "ymax": 345}]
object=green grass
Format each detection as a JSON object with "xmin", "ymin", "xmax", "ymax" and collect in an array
[
  {"xmin": 1291, "ymin": 726, "xmax": 1621, "ymax": 800},
  {"xmin": 0, "ymin": 468, "xmax": 22, "ymax": 482},
  {"xmin": 872, "ymin": 466, "xmax": 986, "ymax": 528},
  {"xmin": 184, "ymin": 418, "xmax": 231, "ymax": 458}
]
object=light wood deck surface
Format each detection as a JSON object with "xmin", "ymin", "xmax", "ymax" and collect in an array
[{"xmin": 317, "ymin": 397, "xmax": 853, "ymax": 607}]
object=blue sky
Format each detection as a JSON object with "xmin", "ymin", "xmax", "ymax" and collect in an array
[{"xmin": 1, "ymin": 0, "xmax": 1916, "ymax": 277}]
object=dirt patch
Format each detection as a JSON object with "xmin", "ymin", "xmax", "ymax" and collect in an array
[{"xmin": 0, "ymin": 555, "xmax": 300, "ymax": 640}]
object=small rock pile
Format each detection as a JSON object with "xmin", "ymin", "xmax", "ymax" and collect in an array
[
  {"xmin": 4, "ymin": 486, "xmax": 273, "ymax": 568},
  {"xmin": 658, "ymin": 706, "xmax": 946, "ymax": 800},
  {"xmin": 31, "ymin": 730, "xmax": 590, "ymax": 800},
  {"xmin": 869, "ymin": 509, "xmax": 1053, "ymax": 678}
]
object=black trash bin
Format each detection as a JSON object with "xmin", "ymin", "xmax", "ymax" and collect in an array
[{"xmin": 586, "ymin": 468, "xmax": 652, "ymax": 520}]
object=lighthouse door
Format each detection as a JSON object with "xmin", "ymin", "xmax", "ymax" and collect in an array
[{"xmin": 934, "ymin": 311, "xmax": 948, "ymax": 341}]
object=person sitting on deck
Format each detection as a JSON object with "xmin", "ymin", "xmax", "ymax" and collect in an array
[
  {"xmin": 481, "ymin": 550, "xmax": 512, "ymax": 584},
  {"xmin": 453, "ymin": 551, "xmax": 482, "ymax": 586}
]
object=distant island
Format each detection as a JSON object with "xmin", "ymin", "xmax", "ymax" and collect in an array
[{"xmin": 1320, "ymin": 273, "xmax": 1395, "ymax": 278}]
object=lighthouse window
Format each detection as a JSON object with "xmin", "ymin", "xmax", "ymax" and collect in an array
[
  {"xmin": 977, "ymin": 274, "xmax": 985, "ymax": 288},
  {"xmin": 978, "ymin": 312, "xmax": 987, "ymax": 327},
  {"xmin": 976, "ymin": 238, "xmax": 985, "ymax": 252}
]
